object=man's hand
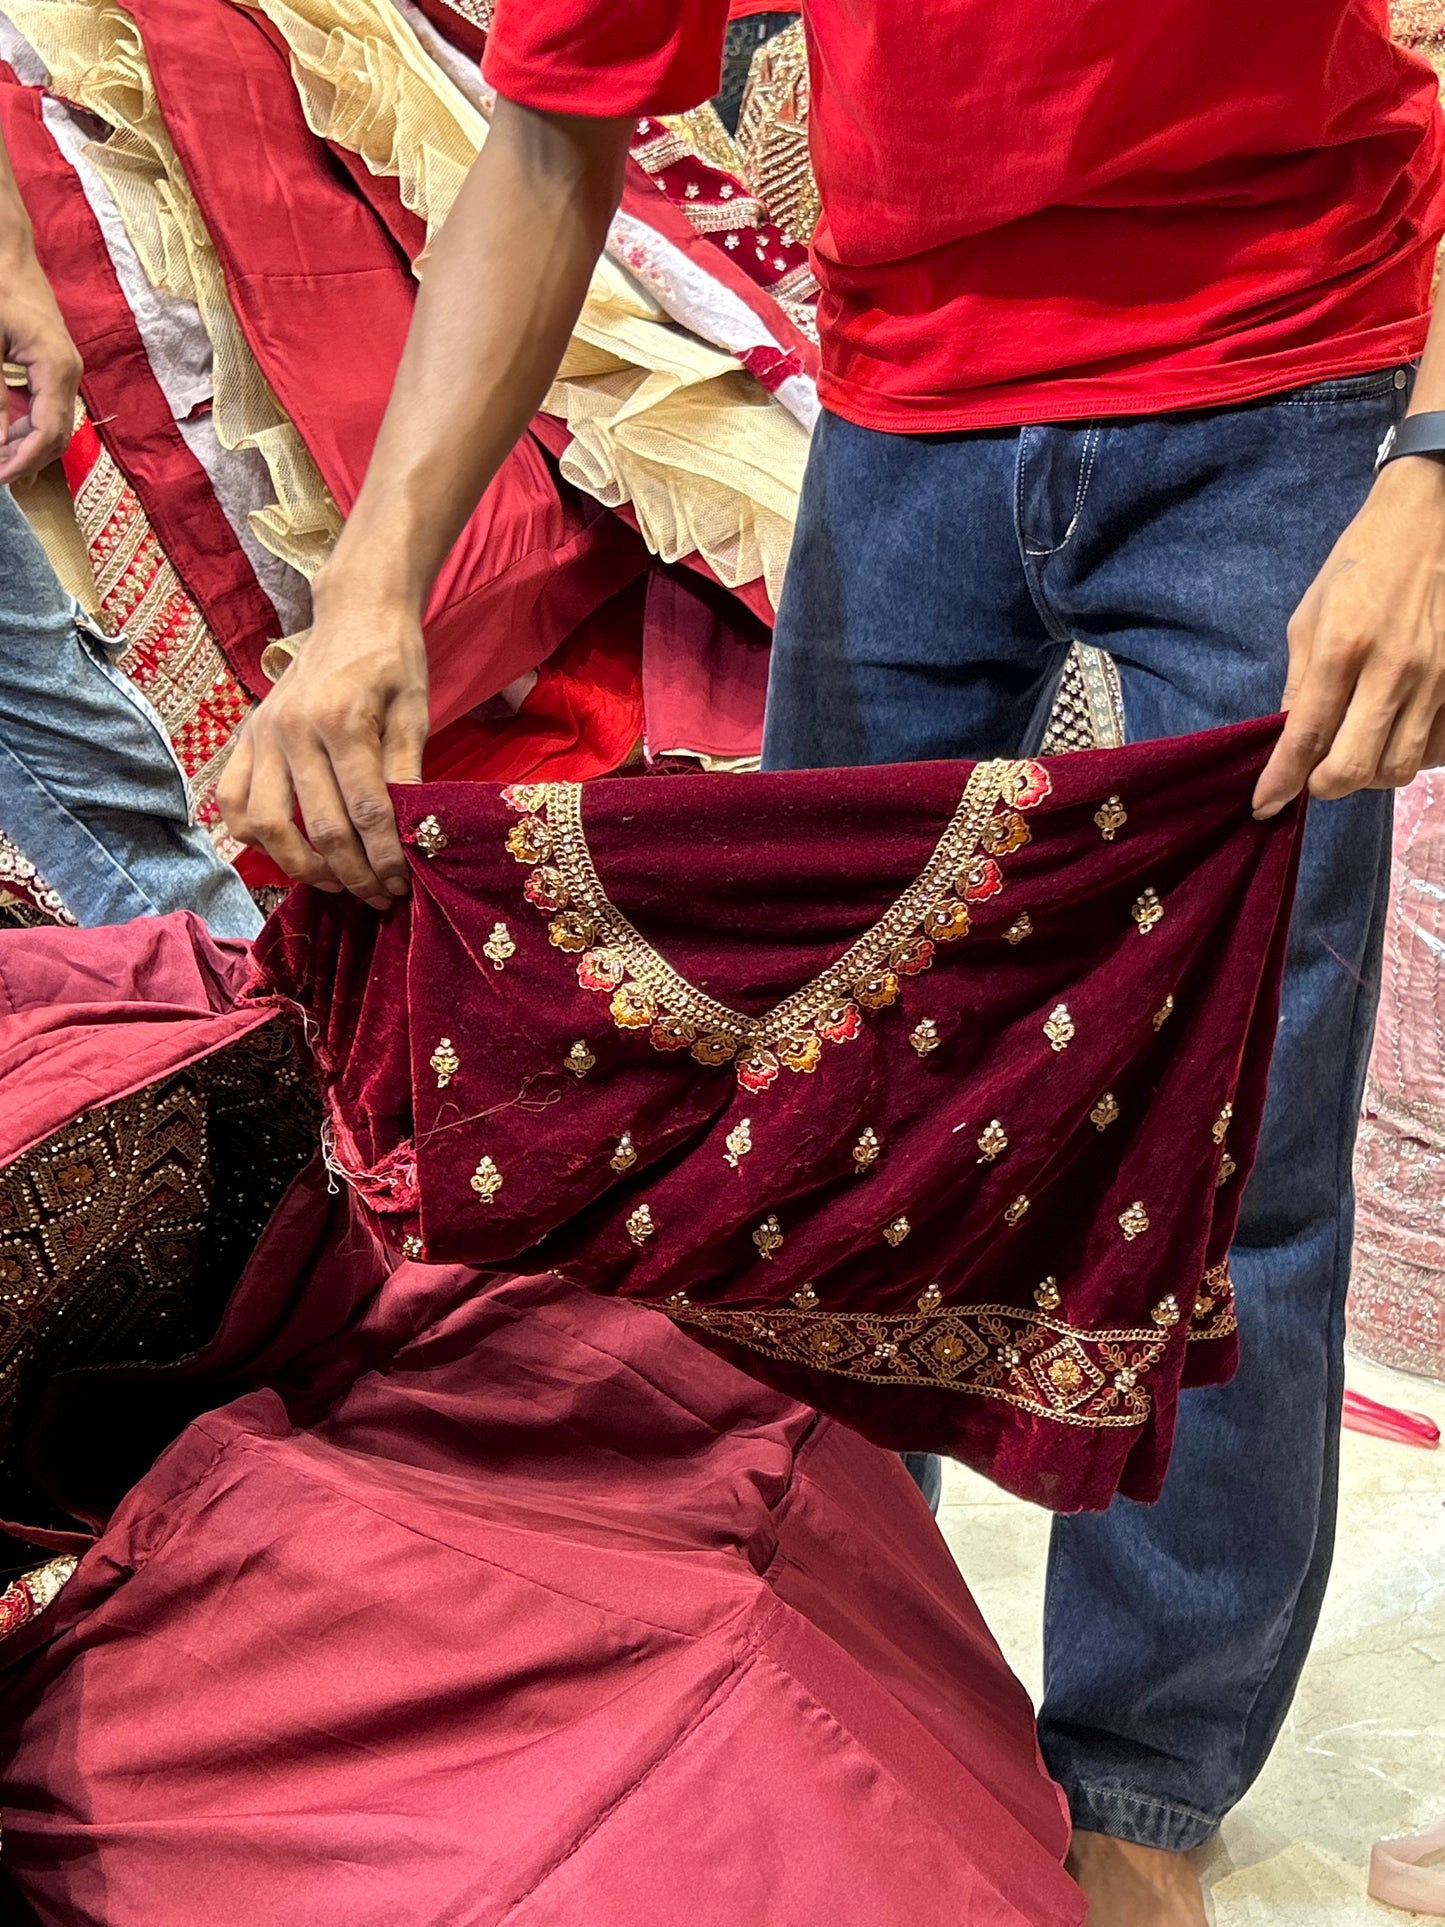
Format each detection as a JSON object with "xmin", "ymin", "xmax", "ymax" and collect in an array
[
  {"xmin": 1254, "ymin": 453, "xmax": 1445, "ymax": 817},
  {"xmin": 219, "ymin": 590, "xmax": 429, "ymax": 908}
]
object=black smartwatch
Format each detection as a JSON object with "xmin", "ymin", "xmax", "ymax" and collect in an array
[{"xmin": 1376, "ymin": 409, "xmax": 1445, "ymax": 471}]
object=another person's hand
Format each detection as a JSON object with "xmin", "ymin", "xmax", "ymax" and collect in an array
[
  {"xmin": 0, "ymin": 241, "xmax": 82, "ymax": 486},
  {"xmin": 219, "ymin": 585, "xmax": 429, "ymax": 908},
  {"xmin": 1254, "ymin": 453, "xmax": 1445, "ymax": 817}
]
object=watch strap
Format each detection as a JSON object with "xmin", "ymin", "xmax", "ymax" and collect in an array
[{"xmin": 1378, "ymin": 409, "xmax": 1445, "ymax": 469}]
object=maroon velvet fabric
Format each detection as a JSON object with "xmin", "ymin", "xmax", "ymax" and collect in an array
[{"xmin": 254, "ymin": 718, "xmax": 1305, "ymax": 1511}]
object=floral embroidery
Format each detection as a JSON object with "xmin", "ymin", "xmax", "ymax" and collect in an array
[
  {"xmin": 793, "ymin": 1282, "xmax": 820, "ymax": 1309},
  {"xmin": 565, "ymin": 1041, "xmax": 596, "ymax": 1078},
  {"xmin": 1044, "ymin": 1003, "xmax": 1075, "ymax": 1052},
  {"xmin": 413, "ymin": 814, "xmax": 447, "ymax": 857},
  {"xmin": 482, "ymin": 922, "xmax": 515, "ymax": 970},
  {"xmin": 469, "ymin": 1156, "xmax": 502, "ymax": 1203},
  {"xmin": 1090, "ymin": 1092, "xmax": 1120, "ymax": 1131},
  {"xmin": 1132, "ymin": 887, "xmax": 1164, "ymax": 935},
  {"xmin": 883, "ymin": 1216, "xmax": 911, "ymax": 1246},
  {"xmin": 725, "ymin": 1118, "xmax": 753, "ymax": 1167},
  {"xmin": 1004, "ymin": 1194, "xmax": 1031, "ymax": 1226},
  {"xmin": 429, "ymin": 1038, "xmax": 460, "ymax": 1089},
  {"xmin": 401, "ymin": 1233, "xmax": 424, "ymax": 1260},
  {"xmin": 917, "ymin": 1282, "xmax": 943, "ymax": 1313},
  {"xmin": 976, "ymin": 1120, "xmax": 1008, "ymax": 1163},
  {"xmin": 1005, "ymin": 913, "xmax": 1034, "ymax": 944},
  {"xmin": 1153, "ymin": 994, "xmax": 1175, "ymax": 1030},
  {"xmin": 853, "ymin": 1126, "xmax": 882, "ymax": 1175},
  {"xmin": 1189, "ymin": 1261, "xmax": 1237, "ymax": 1340},
  {"xmin": 627, "ymin": 1203, "xmax": 656, "ymax": 1246},
  {"xmin": 1212, "ymin": 1103, "xmax": 1234, "ymax": 1144},
  {"xmin": 1093, "ymin": 796, "xmax": 1128, "ymax": 841},
  {"xmin": 1034, "ymin": 1276, "xmax": 1061, "ymax": 1311},
  {"xmin": 1151, "ymin": 1293, "xmax": 1181, "ymax": 1328},
  {"xmin": 909, "ymin": 1019, "xmax": 941, "ymax": 1057},
  {"xmin": 610, "ymin": 1133, "xmax": 638, "ymax": 1174},
  {"xmin": 505, "ymin": 759, "xmax": 1050, "ymax": 1089},
  {"xmin": 1118, "ymin": 1201, "xmax": 1150, "ymax": 1241},
  {"xmin": 753, "ymin": 1212, "xmax": 784, "ymax": 1259},
  {"xmin": 1216, "ymin": 1152, "xmax": 1237, "ymax": 1187}
]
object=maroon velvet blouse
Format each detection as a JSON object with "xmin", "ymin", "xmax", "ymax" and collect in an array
[{"xmin": 255, "ymin": 717, "xmax": 1304, "ymax": 1511}]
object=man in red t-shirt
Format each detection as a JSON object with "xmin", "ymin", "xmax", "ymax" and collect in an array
[{"xmin": 221, "ymin": 5, "xmax": 1445, "ymax": 1919}]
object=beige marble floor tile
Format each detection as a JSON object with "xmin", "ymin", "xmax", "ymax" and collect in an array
[{"xmin": 937, "ymin": 1354, "xmax": 1445, "ymax": 1923}]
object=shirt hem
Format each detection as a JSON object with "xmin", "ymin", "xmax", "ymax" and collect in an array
[{"xmin": 817, "ymin": 335, "xmax": 1430, "ymax": 434}]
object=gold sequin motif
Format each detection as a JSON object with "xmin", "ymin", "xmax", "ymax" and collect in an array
[
  {"xmin": 1005, "ymin": 913, "xmax": 1034, "ymax": 944},
  {"xmin": 977, "ymin": 1120, "xmax": 1008, "ymax": 1163},
  {"xmin": 1034, "ymin": 1276, "xmax": 1061, "ymax": 1311},
  {"xmin": 610, "ymin": 1133, "xmax": 638, "ymax": 1174},
  {"xmin": 1044, "ymin": 1003, "xmax": 1075, "ymax": 1052},
  {"xmin": 1004, "ymin": 1195, "xmax": 1030, "ymax": 1226},
  {"xmin": 725, "ymin": 1118, "xmax": 753, "ymax": 1168},
  {"xmin": 909, "ymin": 1019, "xmax": 940, "ymax": 1057},
  {"xmin": 1094, "ymin": 795, "xmax": 1128, "ymax": 841},
  {"xmin": 1118, "ymin": 1201, "xmax": 1150, "ymax": 1241},
  {"xmin": 627, "ymin": 1204, "xmax": 655, "ymax": 1246},
  {"xmin": 483, "ymin": 922, "xmax": 515, "ymax": 970},
  {"xmin": 1132, "ymin": 888, "xmax": 1164, "ymax": 935},
  {"xmin": 413, "ymin": 813, "xmax": 447, "ymax": 857},
  {"xmin": 1090, "ymin": 1093, "xmax": 1120, "ymax": 1131},
  {"xmin": 469, "ymin": 1156, "xmax": 502, "ymax": 1203},
  {"xmin": 565, "ymin": 1040, "xmax": 596, "ymax": 1078},
  {"xmin": 852, "ymin": 1126, "xmax": 881, "ymax": 1176},
  {"xmin": 883, "ymin": 1216, "xmax": 911, "ymax": 1247},
  {"xmin": 753, "ymin": 1213, "xmax": 783, "ymax": 1260},
  {"xmin": 429, "ymin": 1038, "xmax": 460, "ymax": 1089}
]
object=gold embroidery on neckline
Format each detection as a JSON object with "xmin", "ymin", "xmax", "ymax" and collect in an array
[{"xmin": 505, "ymin": 760, "xmax": 1049, "ymax": 1083}]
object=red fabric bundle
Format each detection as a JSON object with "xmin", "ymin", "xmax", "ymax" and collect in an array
[{"xmin": 254, "ymin": 717, "xmax": 1304, "ymax": 1511}]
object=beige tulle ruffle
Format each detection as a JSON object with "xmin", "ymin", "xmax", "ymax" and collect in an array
[
  {"xmin": 5, "ymin": 1, "xmax": 341, "ymax": 586},
  {"xmin": 236, "ymin": 0, "xmax": 807, "ymax": 604}
]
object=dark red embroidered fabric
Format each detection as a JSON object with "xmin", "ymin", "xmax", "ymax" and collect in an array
[{"xmin": 255, "ymin": 718, "xmax": 1304, "ymax": 1511}]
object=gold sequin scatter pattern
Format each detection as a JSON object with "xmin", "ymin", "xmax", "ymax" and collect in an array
[
  {"xmin": 505, "ymin": 761, "xmax": 1051, "ymax": 1088},
  {"xmin": 659, "ymin": 1298, "xmax": 1176, "ymax": 1427},
  {"xmin": 1216, "ymin": 1152, "xmax": 1237, "ymax": 1187},
  {"xmin": 1213, "ymin": 1103, "xmax": 1233, "ymax": 1144},
  {"xmin": 627, "ymin": 1204, "xmax": 656, "ymax": 1246},
  {"xmin": 753, "ymin": 1213, "xmax": 783, "ymax": 1259},
  {"xmin": 565, "ymin": 1041, "xmax": 595, "ymax": 1079},
  {"xmin": 610, "ymin": 1133, "xmax": 637, "ymax": 1174},
  {"xmin": 793, "ymin": 1282, "xmax": 819, "ymax": 1310},
  {"xmin": 401, "ymin": 1234, "xmax": 424, "ymax": 1260},
  {"xmin": 482, "ymin": 922, "xmax": 515, "ymax": 970},
  {"xmin": 1044, "ymin": 1003, "xmax": 1075, "ymax": 1052},
  {"xmin": 413, "ymin": 814, "xmax": 447, "ymax": 857},
  {"xmin": 724, "ymin": 1118, "xmax": 753, "ymax": 1167},
  {"xmin": 1152, "ymin": 1294, "xmax": 1181, "ymax": 1328},
  {"xmin": 1118, "ymin": 1201, "xmax": 1150, "ymax": 1241},
  {"xmin": 918, "ymin": 1282, "xmax": 943, "ymax": 1313},
  {"xmin": 1034, "ymin": 1276, "xmax": 1061, "ymax": 1311},
  {"xmin": 1004, "ymin": 1195, "xmax": 1030, "ymax": 1226},
  {"xmin": 883, "ymin": 1216, "xmax": 911, "ymax": 1247},
  {"xmin": 429, "ymin": 1038, "xmax": 459, "ymax": 1089},
  {"xmin": 1090, "ymin": 1093, "xmax": 1120, "ymax": 1131},
  {"xmin": 1005, "ymin": 913, "xmax": 1034, "ymax": 944},
  {"xmin": 1153, "ymin": 995, "xmax": 1175, "ymax": 1030},
  {"xmin": 469, "ymin": 1156, "xmax": 502, "ymax": 1203},
  {"xmin": 1132, "ymin": 887, "xmax": 1164, "ymax": 934},
  {"xmin": 852, "ymin": 1126, "xmax": 881, "ymax": 1175},
  {"xmin": 909, "ymin": 1019, "xmax": 940, "ymax": 1056},
  {"xmin": 1094, "ymin": 795, "xmax": 1128, "ymax": 841},
  {"xmin": 977, "ymin": 1120, "xmax": 1008, "ymax": 1163}
]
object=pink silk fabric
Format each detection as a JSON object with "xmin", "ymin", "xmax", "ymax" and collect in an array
[
  {"xmin": 0, "ymin": 918, "xmax": 1082, "ymax": 1927},
  {"xmin": 255, "ymin": 718, "xmax": 1305, "ymax": 1511},
  {"xmin": 1352, "ymin": 770, "xmax": 1445, "ymax": 1380}
]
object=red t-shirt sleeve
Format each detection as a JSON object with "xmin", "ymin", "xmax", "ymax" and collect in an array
[{"xmin": 484, "ymin": 0, "xmax": 731, "ymax": 119}]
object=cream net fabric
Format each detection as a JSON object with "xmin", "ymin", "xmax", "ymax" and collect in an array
[
  {"xmin": 4, "ymin": 1, "xmax": 341, "ymax": 584},
  {"xmin": 235, "ymin": 0, "xmax": 807, "ymax": 604}
]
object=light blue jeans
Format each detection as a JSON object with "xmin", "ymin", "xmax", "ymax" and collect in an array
[
  {"xmin": 0, "ymin": 485, "xmax": 261, "ymax": 938},
  {"xmin": 763, "ymin": 366, "xmax": 1406, "ymax": 1850}
]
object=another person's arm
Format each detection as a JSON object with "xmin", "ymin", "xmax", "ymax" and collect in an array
[
  {"xmin": 218, "ymin": 102, "xmax": 634, "ymax": 907},
  {"xmin": 0, "ymin": 126, "xmax": 81, "ymax": 485},
  {"xmin": 1254, "ymin": 292, "xmax": 1445, "ymax": 818}
]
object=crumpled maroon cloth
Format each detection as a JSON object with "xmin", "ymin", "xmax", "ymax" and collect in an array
[{"xmin": 254, "ymin": 717, "xmax": 1305, "ymax": 1511}]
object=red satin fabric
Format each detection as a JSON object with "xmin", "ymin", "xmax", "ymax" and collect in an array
[
  {"xmin": 0, "ymin": 916, "xmax": 1082, "ymax": 1927},
  {"xmin": 255, "ymin": 719, "xmax": 1305, "ymax": 1511},
  {"xmin": 117, "ymin": 0, "xmax": 647, "ymax": 730}
]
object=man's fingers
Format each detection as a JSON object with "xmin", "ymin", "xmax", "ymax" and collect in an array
[
  {"xmin": 380, "ymin": 691, "xmax": 428, "ymax": 787},
  {"xmin": 1374, "ymin": 688, "xmax": 1445, "ymax": 790},
  {"xmin": 1252, "ymin": 666, "xmax": 1354, "ymax": 817},
  {"xmin": 291, "ymin": 732, "xmax": 393, "ymax": 908},
  {"xmin": 237, "ymin": 738, "xmax": 345, "ymax": 892},
  {"xmin": 23, "ymin": 348, "xmax": 80, "ymax": 464},
  {"xmin": 217, "ymin": 721, "xmax": 256, "ymax": 837}
]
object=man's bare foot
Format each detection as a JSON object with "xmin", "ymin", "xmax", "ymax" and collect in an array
[{"xmin": 1066, "ymin": 1829, "xmax": 1209, "ymax": 1925}]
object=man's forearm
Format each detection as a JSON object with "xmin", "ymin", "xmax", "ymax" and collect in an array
[{"xmin": 313, "ymin": 98, "xmax": 633, "ymax": 622}]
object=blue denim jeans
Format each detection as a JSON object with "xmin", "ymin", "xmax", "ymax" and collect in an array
[
  {"xmin": 0, "ymin": 486, "xmax": 261, "ymax": 938},
  {"xmin": 763, "ymin": 366, "xmax": 1406, "ymax": 1851}
]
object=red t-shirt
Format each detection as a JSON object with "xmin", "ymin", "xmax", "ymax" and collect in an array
[{"xmin": 485, "ymin": 1, "xmax": 1445, "ymax": 431}]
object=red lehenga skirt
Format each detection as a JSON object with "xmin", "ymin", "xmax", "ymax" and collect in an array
[{"xmin": 0, "ymin": 914, "xmax": 1082, "ymax": 1927}]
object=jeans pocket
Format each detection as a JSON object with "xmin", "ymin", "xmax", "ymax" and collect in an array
[{"xmin": 1272, "ymin": 365, "xmax": 1411, "ymax": 408}]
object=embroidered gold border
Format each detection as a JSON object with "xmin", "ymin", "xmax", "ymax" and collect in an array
[
  {"xmin": 659, "ymin": 1298, "xmax": 1165, "ymax": 1427},
  {"xmin": 535, "ymin": 758, "xmax": 1021, "ymax": 1053}
]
